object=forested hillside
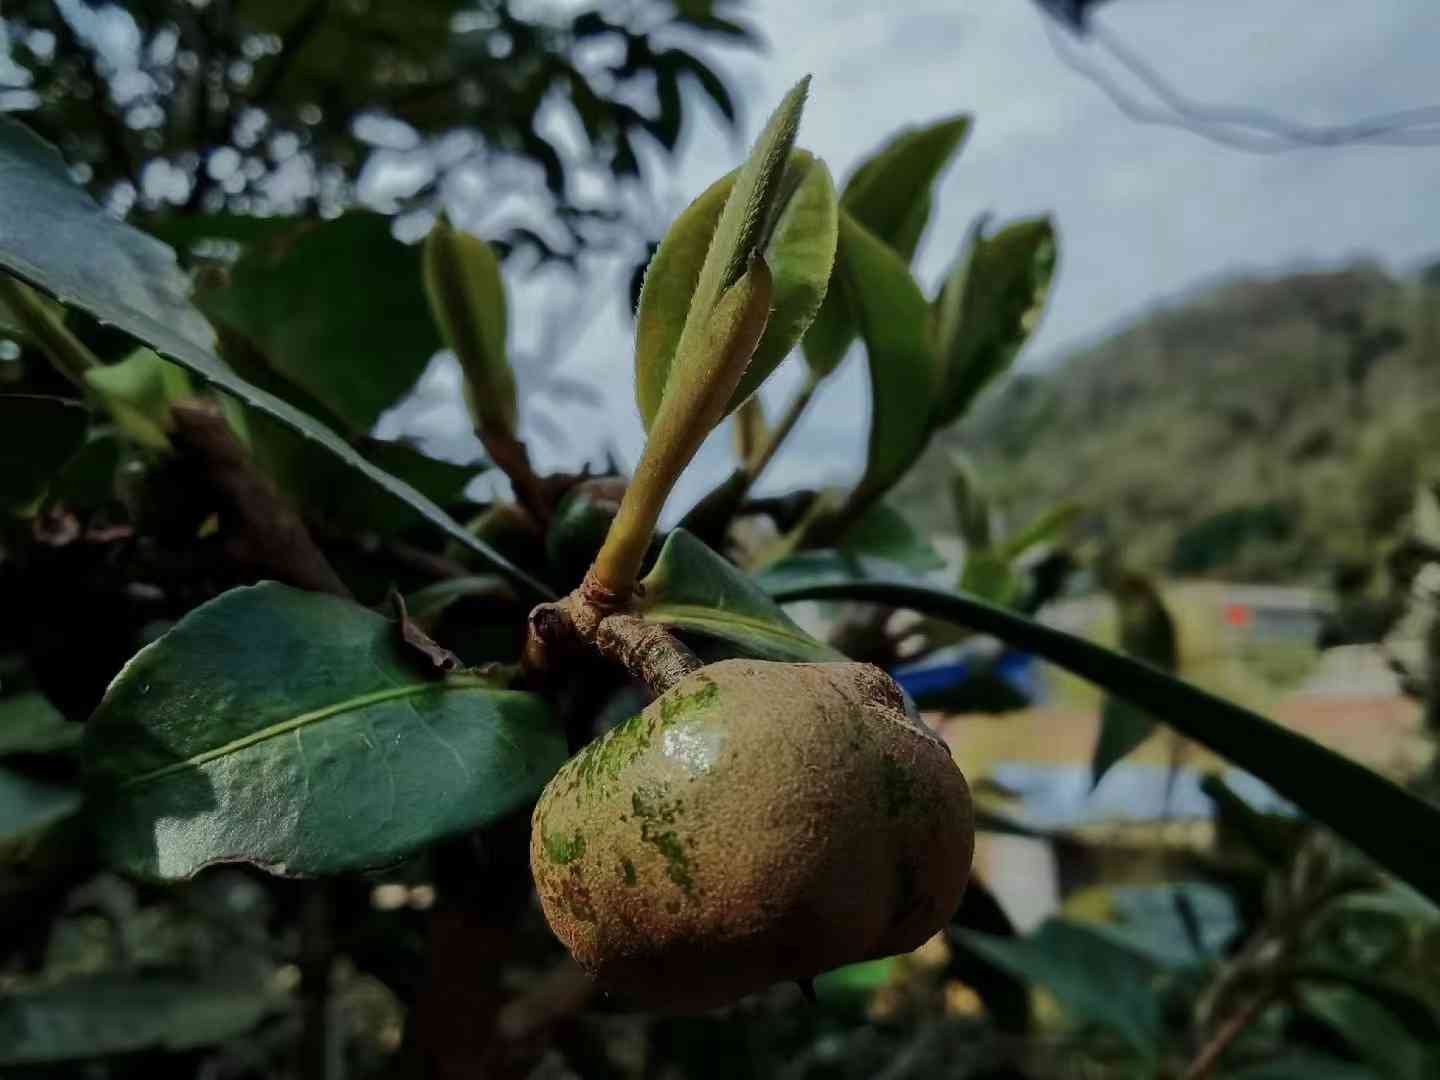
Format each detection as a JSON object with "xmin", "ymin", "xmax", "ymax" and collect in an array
[{"xmin": 905, "ymin": 260, "xmax": 1440, "ymax": 583}]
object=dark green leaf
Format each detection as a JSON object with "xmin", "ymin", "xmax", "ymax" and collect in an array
[
  {"xmin": 0, "ymin": 973, "xmax": 271, "ymax": 1064},
  {"xmin": 765, "ymin": 575, "xmax": 1440, "ymax": 908},
  {"xmin": 251, "ymin": 427, "xmax": 484, "ymax": 537},
  {"xmin": 46, "ymin": 428, "xmax": 123, "ymax": 509},
  {"xmin": 0, "ymin": 766, "xmax": 81, "ymax": 842},
  {"xmin": 1296, "ymin": 967, "xmax": 1440, "ymax": 1044},
  {"xmin": 839, "ymin": 501, "xmax": 945, "ymax": 573},
  {"xmin": 405, "ymin": 575, "xmax": 512, "ymax": 620},
  {"xmin": 84, "ymin": 583, "xmax": 567, "ymax": 879},
  {"xmin": 199, "ymin": 214, "xmax": 439, "ymax": 434},
  {"xmin": 0, "ymin": 394, "xmax": 88, "ymax": 513},
  {"xmin": 1092, "ymin": 699, "xmax": 1159, "ymax": 789},
  {"xmin": 834, "ymin": 212, "xmax": 939, "ymax": 506},
  {"xmin": 84, "ymin": 347, "xmax": 193, "ymax": 450},
  {"xmin": 0, "ymin": 691, "xmax": 81, "ymax": 755},
  {"xmin": 753, "ymin": 548, "xmax": 932, "ymax": 596},
  {"xmin": 1300, "ymin": 984, "xmax": 1437, "ymax": 1080},
  {"xmin": 0, "ymin": 117, "xmax": 549, "ymax": 597},
  {"xmin": 958, "ymin": 919, "xmax": 1163, "ymax": 1053},
  {"xmin": 635, "ymin": 530, "xmax": 842, "ymax": 662},
  {"xmin": 634, "ymin": 148, "xmax": 836, "ymax": 428},
  {"xmin": 931, "ymin": 216, "xmax": 1056, "ymax": 431},
  {"xmin": 1092, "ymin": 575, "xmax": 1179, "ymax": 788}
]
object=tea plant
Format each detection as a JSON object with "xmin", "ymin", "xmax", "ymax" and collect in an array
[{"xmin": 2, "ymin": 78, "xmax": 1438, "ymax": 1075}]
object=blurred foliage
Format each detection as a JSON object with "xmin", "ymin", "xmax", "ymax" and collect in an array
[
  {"xmin": 903, "ymin": 262, "xmax": 1440, "ymax": 583},
  {"xmin": 0, "ymin": 0, "xmax": 753, "ymax": 263}
]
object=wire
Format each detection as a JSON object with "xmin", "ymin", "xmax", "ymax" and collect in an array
[{"xmin": 1039, "ymin": 10, "xmax": 1440, "ymax": 151}]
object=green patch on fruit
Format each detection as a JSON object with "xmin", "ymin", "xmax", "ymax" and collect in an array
[
  {"xmin": 658, "ymin": 675, "xmax": 719, "ymax": 723},
  {"xmin": 648, "ymin": 830, "xmax": 695, "ymax": 894},
  {"xmin": 631, "ymin": 783, "xmax": 695, "ymax": 895},
  {"xmin": 620, "ymin": 857, "xmax": 637, "ymax": 885},
  {"xmin": 562, "ymin": 676, "xmax": 720, "ymax": 805},
  {"xmin": 543, "ymin": 826, "xmax": 587, "ymax": 866}
]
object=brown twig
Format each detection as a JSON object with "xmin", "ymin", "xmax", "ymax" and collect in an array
[
  {"xmin": 594, "ymin": 613, "xmax": 701, "ymax": 695},
  {"xmin": 479, "ymin": 428, "xmax": 552, "ymax": 528},
  {"xmin": 171, "ymin": 399, "xmax": 352, "ymax": 599},
  {"xmin": 1181, "ymin": 988, "xmax": 1278, "ymax": 1080},
  {"xmin": 523, "ymin": 577, "xmax": 697, "ymax": 696}
]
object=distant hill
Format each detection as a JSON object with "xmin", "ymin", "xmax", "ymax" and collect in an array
[{"xmin": 901, "ymin": 260, "xmax": 1440, "ymax": 583}]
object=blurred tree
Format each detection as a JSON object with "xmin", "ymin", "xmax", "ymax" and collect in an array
[{"xmin": 0, "ymin": 0, "xmax": 753, "ymax": 264}]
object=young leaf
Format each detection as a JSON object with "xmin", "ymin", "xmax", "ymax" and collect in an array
[
  {"xmin": 635, "ymin": 148, "xmax": 836, "ymax": 427},
  {"xmin": 842, "ymin": 113, "xmax": 971, "ymax": 263},
  {"xmin": 930, "ymin": 215, "xmax": 1056, "ymax": 432},
  {"xmin": 765, "ymin": 574, "xmax": 1440, "ymax": 908},
  {"xmin": 0, "ymin": 394, "xmax": 88, "ymax": 513},
  {"xmin": 83, "ymin": 347, "xmax": 193, "ymax": 451},
  {"xmin": 634, "ymin": 530, "xmax": 842, "ymax": 662},
  {"xmin": 803, "ymin": 114, "xmax": 970, "ymax": 377},
  {"xmin": 84, "ymin": 583, "xmax": 567, "ymax": 879},
  {"xmin": 836, "ymin": 211, "xmax": 940, "ymax": 509},
  {"xmin": 0, "ymin": 116, "xmax": 550, "ymax": 598},
  {"xmin": 197, "ymin": 213, "xmax": 440, "ymax": 435},
  {"xmin": 1091, "ymin": 573, "xmax": 1180, "ymax": 788},
  {"xmin": 596, "ymin": 259, "xmax": 773, "ymax": 594},
  {"xmin": 422, "ymin": 217, "xmax": 518, "ymax": 439}
]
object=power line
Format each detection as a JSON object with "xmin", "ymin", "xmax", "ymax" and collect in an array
[{"xmin": 1037, "ymin": 4, "xmax": 1440, "ymax": 151}]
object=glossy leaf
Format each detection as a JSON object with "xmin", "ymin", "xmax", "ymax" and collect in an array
[
  {"xmin": 930, "ymin": 216, "xmax": 1056, "ymax": 431},
  {"xmin": 0, "ymin": 766, "xmax": 81, "ymax": 842},
  {"xmin": 0, "ymin": 973, "xmax": 271, "ymax": 1064},
  {"xmin": 634, "ymin": 147, "xmax": 836, "ymax": 428},
  {"xmin": 84, "ymin": 583, "xmax": 567, "ymax": 879},
  {"xmin": 0, "ymin": 117, "xmax": 550, "ymax": 597},
  {"xmin": 836, "ymin": 212, "xmax": 940, "ymax": 506},
  {"xmin": 0, "ymin": 691, "xmax": 81, "ymax": 755},
  {"xmin": 635, "ymin": 530, "xmax": 842, "ymax": 662},
  {"xmin": 839, "ymin": 501, "xmax": 946, "ymax": 574},
  {"xmin": 0, "ymin": 394, "xmax": 88, "ymax": 513},
  {"xmin": 198, "ymin": 213, "xmax": 439, "ymax": 434},
  {"xmin": 1091, "ymin": 574, "xmax": 1180, "ymax": 788},
  {"xmin": 765, "ymin": 574, "xmax": 1440, "ymax": 908},
  {"xmin": 422, "ymin": 217, "xmax": 517, "ymax": 437},
  {"xmin": 802, "ymin": 115, "xmax": 970, "ymax": 377},
  {"xmin": 959, "ymin": 920, "xmax": 1163, "ymax": 1053},
  {"xmin": 84, "ymin": 347, "xmax": 193, "ymax": 451}
]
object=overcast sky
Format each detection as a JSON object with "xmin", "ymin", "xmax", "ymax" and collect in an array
[{"xmin": 389, "ymin": 0, "xmax": 1440, "ymax": 513}]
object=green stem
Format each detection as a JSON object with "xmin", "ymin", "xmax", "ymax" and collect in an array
[
  {"xmin": 593, "ymin": 260, "xmax": 772, "ymax": 599},
  {"xmin": 743, "ymin": 370, "xmax": 819, "ymax": 487},
  {"xmin": 0, "ymin": 275, "xmax": 99, "ymax": 390},
  {"xmin": 677, "ymin": 371, "xmax": 821, "ymax": 547}
]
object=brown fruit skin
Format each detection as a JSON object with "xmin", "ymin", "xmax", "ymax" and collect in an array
[{"xmin": 530, "ymin": 659, "xmax": 974, "ymax": 1012}]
